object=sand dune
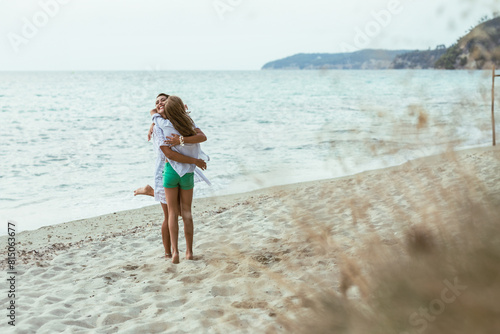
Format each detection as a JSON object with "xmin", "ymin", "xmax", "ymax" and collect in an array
[{"xmin": 1, "ymin": 146, "xmax": 499, "ymax": 333}]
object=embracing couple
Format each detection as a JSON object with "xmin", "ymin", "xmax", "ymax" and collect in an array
[{"xmin": 135, "ymin": 94, "xmax": 210, "ymax": 264}]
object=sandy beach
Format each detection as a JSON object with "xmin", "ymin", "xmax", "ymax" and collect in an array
[{"xmin": 1, "ymin": 146, "xmax": 499, "ymax": 333}]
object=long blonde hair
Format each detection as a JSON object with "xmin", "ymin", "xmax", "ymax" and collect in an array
[{"xmin": 164, "ymin": 95, "xmax": 197, "ymax": 137}]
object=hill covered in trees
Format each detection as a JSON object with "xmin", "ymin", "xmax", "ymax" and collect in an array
[
  {"xmin": 261, "ymin": 50, "xmax": 410, "ymax": 70},
  {"xmin": 390, "ymin": 46, "xmax": 448, "ymax": 69},
  {"xmin": 261, "ymin": 15, "xmax": 500, "ymax": 70},
  {"xmin": 435, "ymin": 16, "xmax": 500, "ymax": 69}
]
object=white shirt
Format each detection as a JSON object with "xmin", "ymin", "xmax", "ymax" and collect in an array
[
  {"xmin": 151, "ymin": 124, "xmax": 168, "ymax": 203},
  {"xmin": 152, "ymin": 113, "xmax": 209, "ymax": 178}
]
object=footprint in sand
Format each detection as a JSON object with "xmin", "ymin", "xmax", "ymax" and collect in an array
[
  {"xmin": 98, "ymin": 313, "xmax": 132, "ymax": 326},
  {"xmin": 223, "ymin": 262, "xmax": 238, "ymax": 273},
  {"xmin": 210, "ymin": 285, "xmax": 235, "ymax": 297},
  {"xmin": 252, "ymin": 253, "xmax": 281, "ymax": 265},
  {"xmin": 201, "ymin": 309, "xmax": 224, "ymax": 318},
  {"xmin": 231, "ymin": 300, "xmax": 268, "ymax": 309},
  {"xmin": 157, "ymin": 298, "xmax": 187, "ymax": 308},
  {"xmin": 123, "ymin": 264, "xmax": 139, "ymax": 271},
  {"xmin": 47, "ymin": 308, "xmax": 71, "ymax": 316},
  {"xmin": 180, "ymin": 274, "xmax": 207, "ymax": 284},
  {"xmin": 139, "ymin": 263, "xmax": 155, "ymax": 272},
  {"xmin": 141, "ymin": 284, "xmax": 165, "ymax": 293}
]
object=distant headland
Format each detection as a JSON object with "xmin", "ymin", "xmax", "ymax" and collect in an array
[{"xmin": 262, "ymin": 16, "xmax": 500, "ymax": 70}]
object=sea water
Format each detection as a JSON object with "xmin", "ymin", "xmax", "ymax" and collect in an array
[{"xmin": 0, "ymin": 70, "xmax": 494, "ymax": 232}]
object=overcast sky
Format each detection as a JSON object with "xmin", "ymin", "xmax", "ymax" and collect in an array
[{"xmin": 0, "ymin": 0, "xmax": 497, "ymax": 70}]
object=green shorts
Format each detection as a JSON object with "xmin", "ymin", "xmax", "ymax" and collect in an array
[{"xmin": 163, "ymin": 163, "xmax": 194, "ymax": 190}]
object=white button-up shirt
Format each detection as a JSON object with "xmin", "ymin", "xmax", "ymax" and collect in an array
[{"xmin": 152, "ymin": 113, "xmax": 209, "ymax": 178}]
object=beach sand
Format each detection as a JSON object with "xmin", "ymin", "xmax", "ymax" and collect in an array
[{"xmin": 1, "ymin": 146, "xmax": 499, "ymax": 333}]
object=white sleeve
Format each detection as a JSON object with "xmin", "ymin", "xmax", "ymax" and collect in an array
[
  {"xmin": 152, "ymin": 125, "xmax": 165, "ymax": 149},
  {"xmin": 152, "ymin": 114, "xmax": 169, "ymax": 129},
  {"xmin": 152, "ymin": 114, "xmax": 170, "ymax": 132},
  {"xmin": 152, "ymin": 114, "xmax": 178, "ymax": 146}
]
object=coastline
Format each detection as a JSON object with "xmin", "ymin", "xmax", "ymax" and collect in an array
[
  {"xmin": 0, "ymin": 145, "xmax": 495, "ymax": 242},
  {"xmin": 1, "ymin": 145, "xmax": 499, "ymax": 332},
  {"xmin": 2, "ymin": 145, "xmax": 498, "ymax": 253}
]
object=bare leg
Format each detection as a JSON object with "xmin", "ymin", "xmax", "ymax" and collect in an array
[
  {"xmin": 134, "ymin": 184, "xmax": 154, "ymax": 197},
  {"xmin": 165, "ymin": 187, "xmax": 180, "ymax": 264},
  {"xmin": 160, "ymin": 203, "xmax": 171, "ymax": 258},
  {"xmin": 178, "ymin": 190, "xmax": 182, "ymax": 217},
  {"xmin": 180, "ymin": 188, "xmax": 194, "ymax": 260}
]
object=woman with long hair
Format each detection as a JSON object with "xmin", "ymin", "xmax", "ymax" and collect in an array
[
  {"xmin": 152, "ymin": 95, "xmax": 208, "ymax": 264},
  {"xmin": 135, "ymin": 93, "xmax": 209, "ymax": 259}
]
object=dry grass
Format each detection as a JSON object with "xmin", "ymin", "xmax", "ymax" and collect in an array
[{"xmin": 272, "ymin": 151, "xmax": 500, "ymax": 334}]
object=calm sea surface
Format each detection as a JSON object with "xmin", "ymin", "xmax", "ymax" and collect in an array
[{"xmin": 0, "ymin": 70, "xmax": 494, "ymax": 233}]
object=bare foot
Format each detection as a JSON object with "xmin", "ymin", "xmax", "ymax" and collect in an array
[
  {"xmin": 165, "ymin": 253, "xmax": 172, "ymax": 259},
  {"xmin": 172, "ymin": 252, "xmax": 180, "ymax": 264},
  {"xmin": 186, "ymin": 252, "xmax": 194, "ymax": 260},
  {"xmin": 134, "ymin": 185, "xmax": 154, "ymax": 197}
]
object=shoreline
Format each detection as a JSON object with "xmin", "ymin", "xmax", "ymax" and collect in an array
[
  {"xmin": 2, "ymin": 143, "xmax": 494, "ymax": 238},
  {"xmin": 2, "ymin": 145, "xmax": 497, "ymax": 252}
]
